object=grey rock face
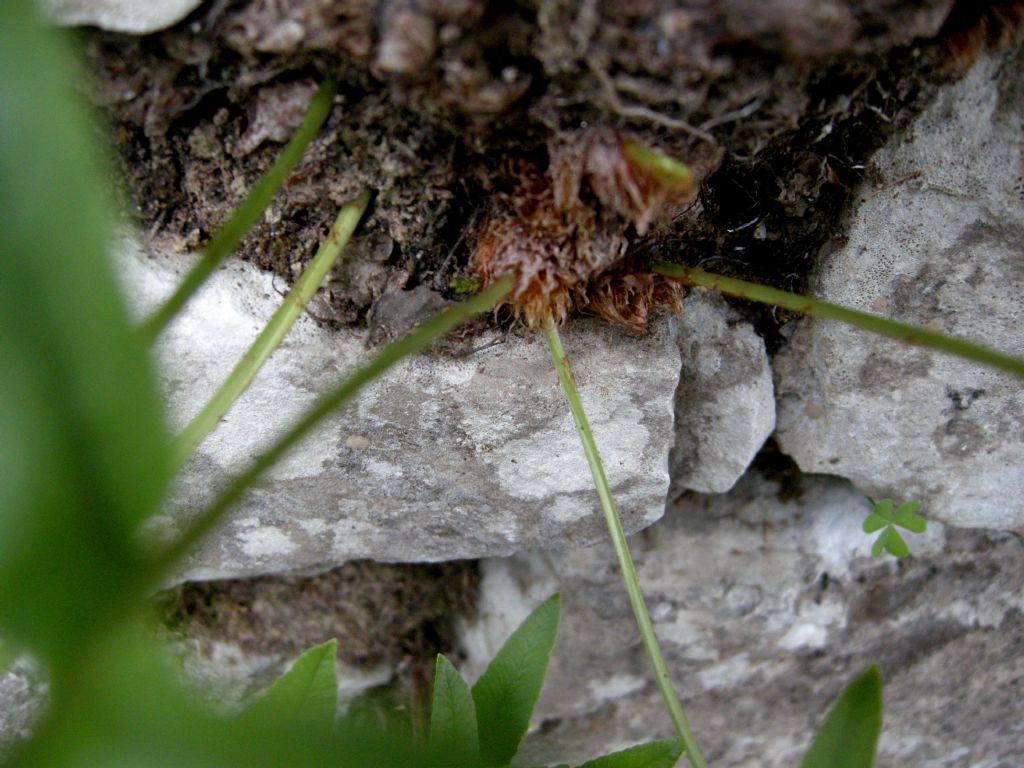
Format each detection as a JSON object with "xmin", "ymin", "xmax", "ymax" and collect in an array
[
  {"xmin": 40, "ymin": 0, "xmax": 202, "ymax": 33},
  {"xmin": 0, "ymin": 657, "xmax": 46, "ymax": 761},
  {"xmin": 460, "ymin": 470, "xmax": 1024, "ymax": 767},
  {"xmin": 774, "ymin": 43, "xmax": 1024, "ymax": 531},
  {"xmin": 117, "ymin": 240, "xmax": 681, "ymax": 581},
  {"xmin": 671, "ymin": 291, "xmax": 775, "ymax": 495}
]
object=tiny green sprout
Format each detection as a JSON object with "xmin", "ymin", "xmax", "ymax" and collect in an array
[
  {"xmin": 863, "ymin": 499, "xmax": 926, "ymax": 558},
  {"xmin": 450, "ymin": 275, "xmax": 482, "ymax": 294},
  {"xmin": 622, "ymin": 141, "xmax": 693, "ymax": 189}
]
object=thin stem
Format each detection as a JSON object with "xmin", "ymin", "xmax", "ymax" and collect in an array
[
  {"xmin": 147, "ymin": 278, "xmax": 512, "ymax": 583},
  {"xmin": 653, "ymin": 262, "xmax": 1024, "ymax": 381},
  {"xmin": 139, "ymin": 78, "xmax": 338, "ymax": 344},
  {"xmin": 543, "ymin": 317, "xmax": 707, "ymax": 768},
  {"xmin": 170, "ymin": 192, "xmax": 370, "ymax": 471}
]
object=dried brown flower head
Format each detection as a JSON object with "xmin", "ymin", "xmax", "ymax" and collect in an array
[{"xmin": 471, "ymin": 130, "xmax": 694, "ymax": 330}]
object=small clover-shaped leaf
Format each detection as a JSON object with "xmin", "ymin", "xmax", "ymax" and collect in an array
[
  {"xmin": 878, "ymin": 527, "xmax": 909, "ymax": 558},
  {"xmin": 893, "ymin": 500, "xmax": 925, "ymax": 533},
  {"xmin": 865, "ymin": 498, "xmax": 925, "ymax": 559},
  {"xmin": 862, "ymin": 513, "xmax": 888, "ymax": 534}
]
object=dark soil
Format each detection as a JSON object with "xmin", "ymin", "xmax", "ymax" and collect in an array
[
  {"xmin": 81, "ymin": 0, "xmax": 1004, "ymax": 340},
  {"xmin": 161, "ymin": 559, "xmax": 478, "ymax": 703}
]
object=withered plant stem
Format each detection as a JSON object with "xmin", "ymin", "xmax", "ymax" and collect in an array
[
  {"xmin": 653, "ymin": 262, "xmax": 1024, "ymax": 380},
  {"xmin": 543, "ymin": 316, "xmax": 707, "ymax": 768}
]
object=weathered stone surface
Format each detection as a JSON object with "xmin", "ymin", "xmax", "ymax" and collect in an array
[
  {"xmin": 774, "ymin": 42, "xmax": 1024, "ymax": 531},
  {"xmin": 0, "ymin": 656, "xmax": 46, "ymax": 761},
  {"xmin": 671, "ymin": 291, "xmax": 775, "ymax": 495},
  {"xmin": 460, "ymin": 470, "xmax": 1024, "ymax": 767},
  {"xmin": 117, "ymin": 238, "xmax": 681, "ymax": 581},
  {"xmin": 40, "ymin": 0, "xmax": 202, "ymax": 33}
]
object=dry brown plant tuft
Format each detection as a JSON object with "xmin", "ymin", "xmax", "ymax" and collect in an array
[{"xmin": 471, "ymin": 129, "xmax": 694, "ymax": 331}]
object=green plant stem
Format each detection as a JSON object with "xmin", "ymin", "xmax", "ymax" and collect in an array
[
  {"xmin": 147, "ymin": 277, "xmax": 512, "ymax": 583},
  {"xmin": 653, "ymin": 261, "xmax": 1024, "ymax": 380},
  {"xmin": 170, "ymin": 192, "xmax": 370, "ymax": 471},
  {"xmin": 139, "ymin": 78, "xmax": 338, "ymax": 344},
  {"xmin": 543, "ymin": 317, "xmax": 707, "ymax": 768}
]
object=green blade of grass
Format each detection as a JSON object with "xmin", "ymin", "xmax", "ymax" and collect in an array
[
  {"xmin": 543, "ymin": 318, "xmax": 706, "ymax": 768},
  {"xmin": 171, "ymin": 191, "xmax": 370, "ymax": 471},
  {"xmin": 139, "ymin": 77, "xmax": 338, "ymax": 344},
  {"xmin": 147, "ymin": 277, "xmax": 512, "ymax": 582},
  {"xmin": 652, "ymin": 262, "xmax": 1024, "ymax": 381}
]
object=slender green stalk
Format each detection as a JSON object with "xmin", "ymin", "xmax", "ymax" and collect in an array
[
  {"xmin": 653, "ymin": 261, "xmax": 1024, "ymax": 380},
  {"xmin": 139, "ymin": 78, "xmax": 338, "ymax": 344},
  {"xmin": 543, "ymin": 317, "xmax": 707, "ymax": 768},
  {"xmin": 170, "ymin": 192, "xmax": 370, "ymax": 471},
  {"xmin": 148, "ymin": 278, "xmax": 512, "ymax": 581}
]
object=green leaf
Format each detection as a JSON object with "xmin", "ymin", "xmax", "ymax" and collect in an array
[
  {"xmin": 871, "ymin": 533, "xmax": 886, "ymax": 558},
  {"xmin": 430, "ymin": 654, "xmax": 480, "ymax": 764},
  {"xmin": 472, "ymin": 594, "xmax": 561, "ymax": 767},
  {"xmin": 871, "ymin": 499, "xmax": 894, "ymax": 521},
  {"xmin": 883, "ymin": 528, "xmax": 909, "ymax": 558},
  {"xmin": 10, "ymin": 630, "xmax": 417, "ymax": 768},
  {"xmin": 0, "ymin": 0, "xmax": 170, "ymax": 663},
  {"xmin": 800, "ymin": 665, "xmax": 883, "ymax": 768},
  {"xmin": 240, "ymin": 640, "xmax": 339, "ymax": 733},
  {"xmin": 893, "ymin": 502, "xmax": 926, "ymax": 533},
  {"xmin": 862, "ymin": 514, "xmax": 888, "ymax": 534},
  {"xmin": 577, "ymin": 739, "xmax": 683, "ymax": 768}
]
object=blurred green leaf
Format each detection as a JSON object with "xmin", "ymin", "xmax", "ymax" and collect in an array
[
  {"xmin": 472, "ymin": 594, "xmax": 560, "ymax": 767},
  {"xmin": 240, "ymin": 640, "xmax": 339, "ymax": 733},
  {"xmin": 577, "ymin": 739, "xmax": 683, "ymax": 768},
  {"xmin": 10, "ymin": 630, "xmax": 419, "ymax": 768},
  {"xmin": 0, "ymin": 0, "xmax": 170, "ymax": 662},
  {"xmin": 430, "ymin": 654, "xmax": 480, "ymax": 764},
  {"xmin": 861, "ymin": 514, "xmax": 888, "ymax": 534},
  {"xmin": 871, "ymin": 499, "xmax": 894, "ymax": 520},
  {"xmin": 882, "ymin": 528, "xmax": 909, "ymax": 558},
  {"xmin": 800, "ymin": 665, "xmax": 883, "ymax": 768},
  {"xmin": 893, "ymin": 502, "xmax": 926, "ymax": 533}
]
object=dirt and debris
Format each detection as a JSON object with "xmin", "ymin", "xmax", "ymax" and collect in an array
[
  {"xmin": 80, "ymin": 0, "xmax": 1018, "ymax": 338},
  {"xmin": 162, "ymin": 559, "xmax": 479, "ymax": 669}
]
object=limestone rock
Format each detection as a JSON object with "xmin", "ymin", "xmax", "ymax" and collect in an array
[
  {"xmin": 460, "ymin": 470, "xmax": 1024, "ymax": 767},
  {"xmin": 116, "ymin": 238, "xmax": 681, "ymax": 582},
  {"xmin": 40, "ymin": 0, "xmax": 202, "ymax": 33},
  {"xmin": 774, "ymin": 42, "xmax": 1024, "ymax": 531},
  {"xmin": 0, "ymin": 657, "xmax": 46, "ymax": 761},
  {"xmin": 671, "ymin": 291, "xmax": 775, "ymax": 494}
]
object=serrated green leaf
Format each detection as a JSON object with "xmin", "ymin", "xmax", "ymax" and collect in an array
[
  {"xmin": 0, "ymin": 0, "xmax": 170, "ymax": 663},
  {"xmin": 240, "ymin": 640, "xmax": 338, "ymax": 733},
  {"xmin": 800, "ymin": 665, "xmax": 882, "ymax": 768},
  {"xmin": 577, "ymin": 739, "xmax": 683, "ymax": 768},
  {"xmin": 862, "ymin": 514, "xmax": 888, "ymax": 534},
  {"xmin": 883, "ymin": 529, "xmax": 909, "ymax": 558},
  {"xmin": 430, "ymin": 654, "xmax": 480, "ymax": 764},
  {"xmin": 871, "ymin": 499, "xmax": 894, "ymax": 520},
  {"xmin": 472, "ymin": 594, "xmax": 560, "ymax": 767}
]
